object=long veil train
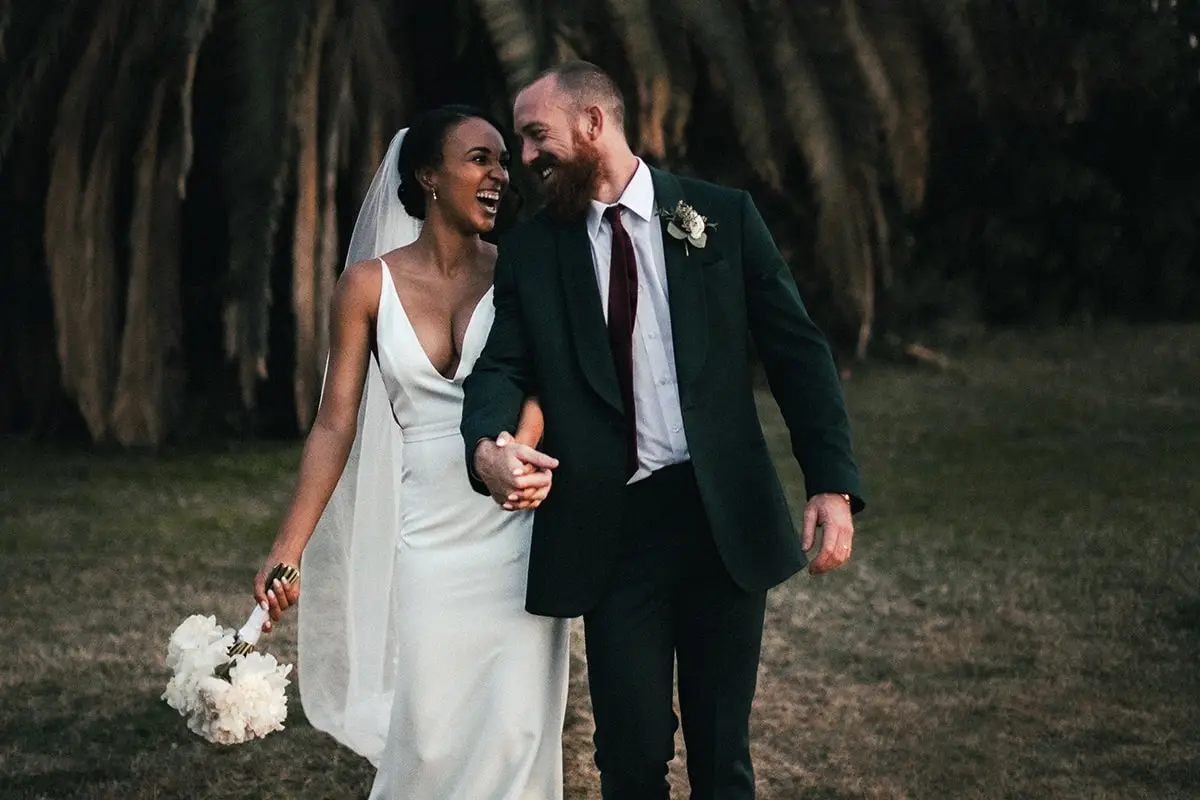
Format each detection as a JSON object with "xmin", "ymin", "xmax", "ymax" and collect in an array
[{"xmin": 297, "ymin": 129, "xmax": 418, "ymax": 765}]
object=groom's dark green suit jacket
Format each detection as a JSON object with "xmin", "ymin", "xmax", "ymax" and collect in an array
[{"xmin": 462, "ymin": 168, "xmax": 863, "ymax": 618}]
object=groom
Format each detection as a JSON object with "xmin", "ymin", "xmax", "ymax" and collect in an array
[{"xmin": 463, "ymin": 61, "xmax": 864, "ymax": 798}]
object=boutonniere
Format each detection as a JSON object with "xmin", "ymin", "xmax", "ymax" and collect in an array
[{"xmin": 657, "ymin": 200, "xmax": 716, "ymax": 254}]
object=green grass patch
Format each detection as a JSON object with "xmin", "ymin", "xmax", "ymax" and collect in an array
[{"xmin": 2, "ymin": 325, "xmax": 1198, "ymax": 798}]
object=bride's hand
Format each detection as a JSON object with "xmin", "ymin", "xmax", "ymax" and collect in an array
[
  {"xmin": 506, "ymin": 397, "xmax": 551, "ymax": 510},
  {"xmin": 254, "ymin": 560, "xmax": 301, "ymax": 632},
  {"xmin": 495, "ymin": 432, "xmax": 553, "ymax": 511}
]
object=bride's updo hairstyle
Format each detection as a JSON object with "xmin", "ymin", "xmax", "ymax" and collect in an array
[{"xmin": 396, "ymin": 104, "xmax": 507, "ymax": 220}]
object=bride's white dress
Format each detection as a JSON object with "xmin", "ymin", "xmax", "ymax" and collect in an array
[{"xmin": 366, "ymin": 258, "xmax": 571, "ymax": 799}]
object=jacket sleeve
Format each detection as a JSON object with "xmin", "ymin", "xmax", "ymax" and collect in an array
[
  {"xmin": 460, "ymin": 233, "xmax": 535, "ymax": 495},
  {"xmin": 739, "ymin": 190, "xmax": 865, "ymax": 511}
]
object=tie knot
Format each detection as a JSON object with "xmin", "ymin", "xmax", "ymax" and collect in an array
[{"xmin": 604, "ymin": 204, "xmax": 624, "ymax": 227}]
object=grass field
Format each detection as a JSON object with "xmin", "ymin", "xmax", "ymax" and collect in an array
[{"xmin": 2, "ymin": 325, "xmax": 1198, "ymax": 799}]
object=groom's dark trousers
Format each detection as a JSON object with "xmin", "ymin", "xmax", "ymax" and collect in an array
[
  {"xmin": 462, "ymin": 168, "xmax": 863, "ymax": 799},
  {"xmin": 588, "ymin": 461, "xmax": 765, "ymax": 798}
]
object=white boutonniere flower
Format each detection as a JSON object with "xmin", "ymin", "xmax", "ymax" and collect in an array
[{"xmin": 658, "ymin": 200, "xmax": 716, "ymax": 254}]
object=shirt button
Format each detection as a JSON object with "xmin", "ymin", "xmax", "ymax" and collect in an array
[
  {"xmin": 671, "ymin": 425, "xmax": 681, "ymax": 433},
  {"xmin": 648, "ymin": 332, "xmax": 657, "ymax": 340}
]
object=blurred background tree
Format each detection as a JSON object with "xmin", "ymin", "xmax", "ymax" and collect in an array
[{"xmin": 1, "ymin": 0, "xmax": 1197, "ymax": 445}]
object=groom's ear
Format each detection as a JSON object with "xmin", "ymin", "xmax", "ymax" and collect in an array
[{"xmin": 583, "ymin": 105, "xmax": 604, "ymax": 140}]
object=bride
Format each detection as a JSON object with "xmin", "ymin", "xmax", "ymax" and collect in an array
[{"xmin": 252, "ymin": 106, "xmax": 571, "ymax": 798}]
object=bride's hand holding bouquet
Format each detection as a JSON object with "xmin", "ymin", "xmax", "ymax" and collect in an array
[{"xmin": 254, "ymin": 553, "xmax": 301, "ymax": 634}]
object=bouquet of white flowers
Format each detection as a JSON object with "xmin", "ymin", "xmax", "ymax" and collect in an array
[{"xmin": 162, "ymin": 565, "xmax": 297, "ymax": 744}]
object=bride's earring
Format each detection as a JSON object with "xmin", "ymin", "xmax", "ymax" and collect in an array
[{"xmin": 431, "ymin": 187, "xmax": 438, "ymax": 202}]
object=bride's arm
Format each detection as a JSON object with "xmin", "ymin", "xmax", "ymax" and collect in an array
[
  {"xmin": 513, "ymin": 396, "xmax": 544, "ymax": 447},
  {"xmin": 253, "ymin": 262, "xmax": 377, "ymax": 624}
]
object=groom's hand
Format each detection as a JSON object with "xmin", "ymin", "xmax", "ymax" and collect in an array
[
  {"xmin": 803, "ymin": 493, "xmax": 855, "ymax": 575},
  {"xmin": 474, "ymin": 432, "xmax": 559, "ymax": 511}
]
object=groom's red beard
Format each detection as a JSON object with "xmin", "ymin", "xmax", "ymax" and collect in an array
[{"xmin": 536, "ymin": 133, "xmax": 604, "ymax": 221}]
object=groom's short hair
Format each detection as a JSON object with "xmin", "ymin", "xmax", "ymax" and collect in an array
[{"xmin": 534, "ymin": 61, "xmax": 625, "ymax": 131}]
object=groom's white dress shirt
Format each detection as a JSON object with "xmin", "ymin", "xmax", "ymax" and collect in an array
[{"xmin": 586, "ymin": 159, "xmax": 691, "ymax": 484}]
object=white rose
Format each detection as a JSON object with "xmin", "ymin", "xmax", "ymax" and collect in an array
[{"xmin": 686, "ymin": 215, "xmax": 706, "ymax": 239}]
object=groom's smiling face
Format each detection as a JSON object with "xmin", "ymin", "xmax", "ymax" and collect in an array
[{"xmin": 514, "ymin": 76, "xmax": 603, "ymax": 220}]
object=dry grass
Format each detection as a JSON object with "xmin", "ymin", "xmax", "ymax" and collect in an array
[{"xmin": 2, "ymin": 325, "xmax": 1198, "ymax": 799}]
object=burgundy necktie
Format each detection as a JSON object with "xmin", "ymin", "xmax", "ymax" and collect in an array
[{"xmin": 604, "ymin": 205, "xmax": 639, "ymax": 478}]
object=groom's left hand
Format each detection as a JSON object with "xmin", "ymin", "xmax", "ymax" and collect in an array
[{"xmin": 803, "ymin": 493, "xmax": 855, "ymax": 575}]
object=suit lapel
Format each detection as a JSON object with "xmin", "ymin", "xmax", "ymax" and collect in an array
[
  {"xmin": 650, "ymin": 168, "xmax": 709, "ymax": 395},
  {"xmin": 556, "ymin": 221, "xmax": 623, "ymax": 413}
]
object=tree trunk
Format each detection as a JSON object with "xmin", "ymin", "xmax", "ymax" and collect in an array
[
  {"xmin": 109, "ymin": 73, "xmax": 187, "ymax": 445},
  {"xmin": 42, "ymin": 2, "xmax": 129, "ymax": 441},
  {"xmin": 223, "ymin": 1, "xmax": 313, "ymax": 415},
  {"xmin": 671, "ymin": 0, "xmax": 781, "ymax": 187},
  {"xmin": 475, "ymin": 0, "xmax": 542, "ymax": 99},
  {"xmin": 315, "ymin": 56, "xmax": 353, "ymax": 406},
  {"xmin": 605, "ymin": 0, "xmax": 672, "ymax": 159},
  {"xmin": 45, "ymin": 106, "xmax": 121, "ymax": 440},
  {"xmin": 841, "ymin": 0, "xmax": 929, "ymax": 211},
  {"xmin": 291, "ymin": 1, "xmax": 333, "ymax": 431}
]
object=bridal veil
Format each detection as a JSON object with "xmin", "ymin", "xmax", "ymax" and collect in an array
[{"xmin": 297, "ymin": 129, "xmax": 417, "ymax": 765}]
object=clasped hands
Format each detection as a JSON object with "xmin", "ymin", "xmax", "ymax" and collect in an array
[{"xmin": 474, "ymin": 432, "xmax": 559, "ymax": 511}]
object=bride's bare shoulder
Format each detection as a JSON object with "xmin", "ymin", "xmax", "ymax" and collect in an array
[
  {"xmin": 336, "ymin": 257, "xmax": 385, "ymax": 313},
  {"xmin": 479, "ymin": 240, "xmax": 499, "ymax": 277}
]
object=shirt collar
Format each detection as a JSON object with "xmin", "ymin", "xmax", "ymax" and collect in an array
[{"xmin": 587, "ymin": 159, "xmax": 655, "ymax": 240}]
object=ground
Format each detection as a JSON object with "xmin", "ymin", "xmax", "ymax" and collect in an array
[{"xmin": 1, "ymin": 325, "xmax": 1197, "ymax": 798}]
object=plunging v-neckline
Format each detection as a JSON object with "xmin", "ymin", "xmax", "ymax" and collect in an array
[{"xmin": 380, "ymin": 258, "xmax": 491, "ymax": 382}]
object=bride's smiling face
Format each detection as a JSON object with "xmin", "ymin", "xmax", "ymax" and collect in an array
[{"xmin": 423, "ymin": 117, "xmax": 511, "ymax": 234}]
